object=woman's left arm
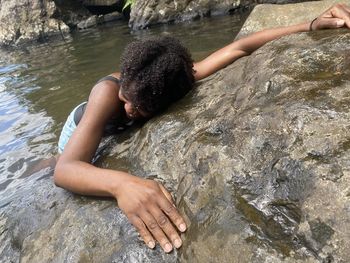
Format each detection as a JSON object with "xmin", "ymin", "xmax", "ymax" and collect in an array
[{"xmin": 193, "ymin": 3, "xmax": 350, "ymax": 81}]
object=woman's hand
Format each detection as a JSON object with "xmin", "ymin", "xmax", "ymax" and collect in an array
[
  {"xmin": 312, "ymin": 3, "xmax": 350, "ymax": 30},
  {"xmin": 113, "ymin": 173, "xmax": 187, "ymax": 253}
]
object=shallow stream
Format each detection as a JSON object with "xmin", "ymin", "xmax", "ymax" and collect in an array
[{"xmin": 0, "ymin": 14, "xmax": 247, "ymax": 207}]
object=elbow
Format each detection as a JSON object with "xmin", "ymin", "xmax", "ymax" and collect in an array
[{"xmin": 53, "ymin": 160, "xmax": 65, "ymax": 188}]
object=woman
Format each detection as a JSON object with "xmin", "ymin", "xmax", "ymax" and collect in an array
[{"xmin": 54, "ymin": 4, "xmax": 350, "ymax": 253}]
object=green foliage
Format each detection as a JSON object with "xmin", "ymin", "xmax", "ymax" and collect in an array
[{"xmin": 122, "ymin": 0, "xmax": 136, "ymax": 11}]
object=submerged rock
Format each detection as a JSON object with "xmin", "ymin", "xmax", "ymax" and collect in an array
[
  {"xmin": 77, "ymin": 12, "xmax": 124, "ymax": 29},
  {"xmin": 1, "ymin": 3, "xmax": 350, "ymax": 263}
]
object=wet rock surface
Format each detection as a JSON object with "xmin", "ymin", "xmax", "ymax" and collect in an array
[
  {"xmin": 0, "ymin": 0, "xmax": 70, "ymax": 46},
  {"xmin": 236, "ymin": 0, "xmax": 346, "ymax": 39},
  {"xmin": 2, "ymin": 6, "xmax": 350, "ymax": 263},
  {"xmin": 0, "ymin": 0, "xmax": 124, "ymax": 46}
]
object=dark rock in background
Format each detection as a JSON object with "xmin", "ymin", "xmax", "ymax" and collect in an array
[
  {"xmin": 82, "ymin": 0, "xmax": 125, "ymax": 14},
  {"xmin": 0, "ymin": 0, "xmax": 320, "ymax": 46},
  {"xmin": 0, "ymin": 0, "xmax": 70, "ymax": 46},
  {"xmin": 129, "ymin": 0, "xmax": 241, "ymax": 30},
  {"xmin": 0, "ymin": 0, "xmax": 125, "ymax": 46},
  {"xmin": 53, "ymin": 0, "xmax": 92, "ymax": 28}
]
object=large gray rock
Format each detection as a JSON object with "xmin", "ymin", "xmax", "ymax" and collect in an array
[
  {"xmin": 237, "ymin": 0, "xmax": 350, "ymax": 38},
  {"xmin": 2, "ymin": 29, "xmax": 350, "ymax": 262},
  {"xmin": 54, "ymin": 0, "xmax": 92, "ymax": 28},
  {"xmin": 2, "ymin": 3, "xmax": 350, "ymax": 262},
  {"xmin": 0, "ymin": 0, "xmax": 70, "ymax": 46}
]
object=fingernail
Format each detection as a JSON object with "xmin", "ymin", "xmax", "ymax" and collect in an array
[
  {"xmin": 174, "ymin": 239, "xmax": 182, "ymax": 248},
  {"xmin": 148, "ymin": 241, "xmax": 155, "ymax": 249},
  {"xmin": 179, "ymin": 223, "xmax": 186, "ymax": 232},
  {"xmin": 164, "ymin": 243, "xmax": 172, "ymax": 253},
  {"xmin": 337, "ymin": 20, "xmax": 345, "ymax": 27}
]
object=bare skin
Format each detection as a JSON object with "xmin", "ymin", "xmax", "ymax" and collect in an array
[{"xmin": 54, "ymin": 4, "xmax": 350, "ymax": 253}]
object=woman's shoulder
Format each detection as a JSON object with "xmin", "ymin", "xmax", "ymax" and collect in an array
[{"xmin": 96, "ymin": 72, "xmax": 121, "ymax": 86}]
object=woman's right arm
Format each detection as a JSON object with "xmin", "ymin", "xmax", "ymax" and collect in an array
[{"xmin": 54, "ymin": 82, "xmax": 186, "ymax": 253}]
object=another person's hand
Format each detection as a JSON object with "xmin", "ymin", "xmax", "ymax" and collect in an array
[
  {"xmin": 114, "ymin": 173, "xmax": 187, "ymax": 253},
  {"xmin": 311, "ymin": 3, "xmax": 350, "ymax": 30}
]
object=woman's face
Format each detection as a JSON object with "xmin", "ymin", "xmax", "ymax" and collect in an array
[{"xmin": 118, "ymin": 89, "xmax": 151, "ymax": 120}]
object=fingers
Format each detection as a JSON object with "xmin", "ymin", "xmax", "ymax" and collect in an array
[
  {"xmin": 130, "ymin": 216, "xmax": 156, "ymax": 249},
  {"xmin": 118, "ymin": 178, "xmax": 186, "ymax": 253},
  {"xmin": 140, "ymin": 211, "xmax": 174, "ymax": 253},
  {"xmin": 157, "ymin": 194, "xmax": 187, "ymax": 233},
  {"xmin": 317, "ymin": 17, "xmax": 345, "ymax": 29},
  {"xmin": 330, "ymin": 4, "xmax": 350, "ymax": 28},
  {"xmin": 148, "ymin": 205, "xmax": 183, "ymax": 250},
  {"xmin": 316, "ymin": 4, "xmax": 350, "ymax": 30}
]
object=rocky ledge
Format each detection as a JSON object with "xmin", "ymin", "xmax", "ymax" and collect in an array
[
  {"xmin": 1, "ymin": 2, "xmax": 350, "ymax": 262},
  {"xmin": 128, "ymin": 0, "xmax": 311, "ymax": 29},
  {"xmin": 0, "ymin": 0, "xmax": 315, "ymax": 46},
  {"xmin": 0, "ymin": 0, "xmax": 125, "ymax": 46}
]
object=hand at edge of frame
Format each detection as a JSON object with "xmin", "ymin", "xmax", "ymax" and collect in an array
[
  {"xmin": 113, "ymin": 173, "xmax": 187, "ymax": 253},
  {"xmin": 312, "ymin": 3, "xmax": 350, "ymax": 30}
]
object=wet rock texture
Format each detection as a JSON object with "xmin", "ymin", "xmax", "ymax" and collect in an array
[
  {"xmin": 236, "ymin": 0, "xmax": 347, "ymax": 39},
  {"xmin": 0, "ymin": 0, "xmax": 70, "ymax": 46},
  {"xmin": 2, "ymin": 28, "xmax": 350, "ymax": 263},
  {"xmin": 108, "ymin": 29, "xmax": 350, "ymax": 262},
  {"xmin": 2, "ymin": 4, "xmax": 350, "ymax": 263},
  {"xmin": 0, "ymin": 0, "xmax": 124, "ymax": 46}
]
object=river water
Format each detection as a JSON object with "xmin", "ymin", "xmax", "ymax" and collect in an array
[{"xmin": 0, "ymin": 14, "xmax": 246, "ymax": 206}]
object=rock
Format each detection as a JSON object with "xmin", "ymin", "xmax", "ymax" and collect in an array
[
  {"xmin": 129, "ymin": 0, "xmax": 241, "ymax": 29},
  {"xmin": 0, "ymin": 0, "xmax": 70, "ymax": 46},
  {"xmin": 2, "ymin": 2, "xmax": 350, "ymax": 262},
  {"xmin": 82, "ymin": 0, "xmax": 125, "ymax": 14},
  {"xmin": 77, "ymin": 15, "xmax": 99, "ymax": 29},
  {"xmin": 77, "ymin": 11, "xmax": 123, "ymax": 29},
  {"xmin": 103, "ymin": 11, "xmax": 124, "ymax": 22},
  {"xmin": 128, "ymin": 0, "xmax": 317, "ymax": 30},
  {"xmin": 236, "ymin": 0, "xmax": 346, "ymax": 38},
  {"xmin": 117, "ymin": 28, "xmax": 350, "ymax": 261},
  {"xmin": 83, "ymin": 0, "xmax": 122, "ymax": 6},
  {"xmin": 54, "ymin": 0, "xmax": 92, "ymax": 28}
]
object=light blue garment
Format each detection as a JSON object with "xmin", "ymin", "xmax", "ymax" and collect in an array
[
  {"xmin": 57, "ymin": 102, "xmax": 86, "ymax": 154},
  {"xmin": 58, "ymin": 102, "xmax": 114, "ymax": 163}
]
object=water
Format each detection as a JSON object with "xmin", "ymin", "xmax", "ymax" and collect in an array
[{"xmin": 0, "ymin": 14, "xmax": 246, "ymax": 205}]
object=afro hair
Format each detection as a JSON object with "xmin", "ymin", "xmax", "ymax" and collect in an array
[{"xmin": 120, "ymin": 36, "xmax": 195, "ymax": 115}]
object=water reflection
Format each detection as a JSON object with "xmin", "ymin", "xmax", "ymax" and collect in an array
[{"xmin": 0, "ymin": 13, "xmax": 246, "ymax": 203}]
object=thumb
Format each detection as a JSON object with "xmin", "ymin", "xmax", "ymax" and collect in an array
[{"xmin": 318, "ymin": 18, "xmax": 345, "ymax": 29}]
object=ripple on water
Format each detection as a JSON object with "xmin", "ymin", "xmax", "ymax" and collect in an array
[
  {"xmin": 0, "ymin": 14, "xmax": 246, "ymax": 206},
  {"xmin": 0, "ymin": 68, "xmax": 56, "ymax": 200}
]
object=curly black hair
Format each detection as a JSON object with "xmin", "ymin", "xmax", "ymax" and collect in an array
[{"xmin": 120, "ymin": 36, "xmax": 195, "ymax": 115}]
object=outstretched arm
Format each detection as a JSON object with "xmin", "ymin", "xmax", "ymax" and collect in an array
[
  {"xmin": 54, "ymin": 82, "xmax": 186, "ymax": 253},
  {"xmin": 193, "ymin": 3, "xmax": 350, "ymax": 81}
]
